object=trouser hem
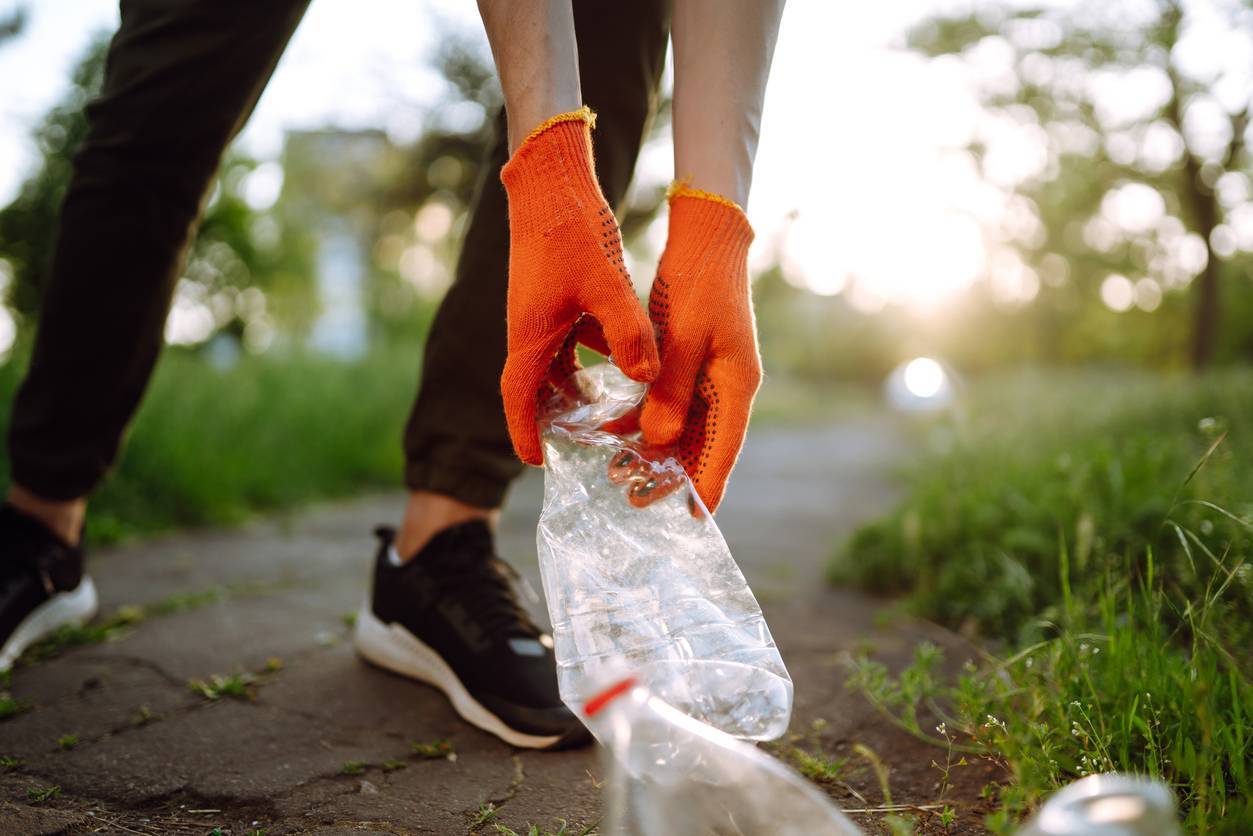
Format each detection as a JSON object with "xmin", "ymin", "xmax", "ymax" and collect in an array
[
  {"xmin": 8, "ymin": 459, "xmax": 99, "ymax": 503},
  {"xmin": 404, "ymin": 461, "xmax": 515, "ymax": 510}
]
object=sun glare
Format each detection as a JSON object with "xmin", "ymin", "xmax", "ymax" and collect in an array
[
  {"xmin": 903, "ymin": 357, "xmax": 945, "ymax": 399},
  {"xmin": 780, "ymin": 203, "xmax": 987, "ymax": 313},
  {"xmin": 887, "ymin": 355, "xmax": 952, "ymax": 412}
]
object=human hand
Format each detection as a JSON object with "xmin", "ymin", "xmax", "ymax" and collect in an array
[
  {"xmin": 638, "ymin": 187, "xmax": 761, "ymax": 513},
  {"xmin": 499, "ymin": 110, "xmax": 659, "ymax": 465}
]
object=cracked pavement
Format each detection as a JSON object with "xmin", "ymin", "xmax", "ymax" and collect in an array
[{"xmin": 1, "ymin": 417, "xmax": 995, "ymax": 834}]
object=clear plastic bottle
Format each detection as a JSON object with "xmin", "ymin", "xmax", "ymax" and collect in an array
[
  {"xmin": 536, "ymin": 364, "xmax": 792, "ymax": 741},
  {"xmin": 583, "ymin": 676, "xmax": 861, "ymax": 836},
  {"xmin": 1018, "ymin": 774, "xmax": 1182, "ymax": 836}
]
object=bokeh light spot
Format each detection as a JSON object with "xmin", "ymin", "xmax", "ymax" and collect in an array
[
  {"xmin": 0, "ymin": 305, "xmax": 16, "ymax": 357},
  {"xmin": 1100, "ymin": 274, "xmax": 1135, "ymax": 312},
  {"xmin": 1134, "ymin": 278, "xmax": 1162, "ymax": 312},
  {"xmin": 241, "ymin": 162, "xmax": 284, "ymax": 211},
  {"xmin": 904, "ymin": 357, "xmax": 945, "ymax": 399}
]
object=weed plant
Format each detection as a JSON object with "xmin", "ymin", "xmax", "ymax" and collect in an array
[{"xmin": 833, "ymin": 369, "xmax": 1253, "ymax": 831}]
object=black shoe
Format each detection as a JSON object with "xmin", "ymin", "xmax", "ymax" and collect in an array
[
  {"xmin": 354, "ymin": 521, "xmax": 590, "ymax": 749},
  {"xmin": 1, "ymin": 504, "xmax": 98, "ymax": 672}
]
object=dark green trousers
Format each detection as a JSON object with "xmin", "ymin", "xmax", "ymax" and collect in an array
[{"xmin": 8, "ymin": 0, "xmax": 671, "ymax": 508}]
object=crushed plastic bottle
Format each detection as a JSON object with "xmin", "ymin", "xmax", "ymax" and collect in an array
[
  {"xmin": 1019, "ymin": 774, "xmax": 1182, "ymax": 836},
  {"xmin": 583, "ymin": 676, "xmax": 861, "ymax": 836},
  {"xmin": 536, "ymin": 363, "xmax": 792, "ymax": 741}
]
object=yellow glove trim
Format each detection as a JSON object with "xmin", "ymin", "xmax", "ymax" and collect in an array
[
  {"xmin": 521, "ymin": 106, "xmax": 597, "ymax": 145},
  {"xmin": 667, "ymin": 179, "xmax": 745, "ymax": 215}
]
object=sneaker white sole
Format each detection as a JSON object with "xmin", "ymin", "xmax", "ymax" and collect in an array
[
  {"xmin": 353, "ymin": 605, "xmax": 563, "ymax": 750},
  {"xmin": 0, "ymin": 576, "xmax": 99, "ymax": 672}
]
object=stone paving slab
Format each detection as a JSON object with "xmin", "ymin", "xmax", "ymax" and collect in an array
[{"xmin": 0, "ymin": 418, "xmax": 997, "ymax": 834}]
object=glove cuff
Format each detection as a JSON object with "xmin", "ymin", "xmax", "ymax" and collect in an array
[
  {"xmin": 663, "ymin": 184, "xmax": 755, "ymax": 281},
  {"xmin": 667, "ymin": 181, "xmax": 745, "ymax": 214},
  {"xmin": 500, "ymin": 107, "xmax": 604, "ymax": 222}
]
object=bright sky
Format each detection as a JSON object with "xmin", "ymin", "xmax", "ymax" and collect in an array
[{"xmin": 1, "ymin": 0, "xmax": 1249, "ymax": 317}]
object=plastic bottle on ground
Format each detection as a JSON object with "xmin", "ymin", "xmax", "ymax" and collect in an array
[
  {"xmin": 1018, "ymin": 773, "xmax": 1183, "ymax": 836},
  {"xmin": 584, "ymin": 676, "xmax": 862, "ymax": 836}
]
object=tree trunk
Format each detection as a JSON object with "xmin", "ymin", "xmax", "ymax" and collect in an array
[
  {"xmin": 1165, "ymin": 59, "xmax": 1222, "ymax": 371},
  {"xmin": 1178, "ymin": 145, "xmax": 1220, "ymax": 370},
  {"xmin": 1192, "ymin": 247, "xmax": 1219, "ymax": 370}
]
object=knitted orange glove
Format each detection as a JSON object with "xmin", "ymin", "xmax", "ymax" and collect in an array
[
  {"xmin": 640, "ymin": 187, "xmax": 762, "ymax": 513},
  {"xmin": 500, "ymin": 108, "xmax": 660, "ymax": 465}
]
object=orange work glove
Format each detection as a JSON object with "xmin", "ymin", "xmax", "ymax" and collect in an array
[
  {"xmin": 499, "ymin": 108, "xmax": 660, "ymax": 465},
  {"xmin": 640, "ymin": 186, "xmax": 762, "ymax": 513}
]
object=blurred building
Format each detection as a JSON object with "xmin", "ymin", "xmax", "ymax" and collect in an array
[{"xmin": 281, "ymin": 129, "xmax": 406, "ymax": 359}]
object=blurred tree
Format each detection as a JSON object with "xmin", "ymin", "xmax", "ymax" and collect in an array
[
  {"xmin": 1, "ymin": 22, "xmax": 670, "ymax": 354},
  {"xmin": 908, "ymin": 0, "xmax": 1252, "ymax": 369},
  {"xmin": 0, "ymin": 6, "xmax": 25, "ymax": 45},
  {"xmin": 363, "ymin": 28, "xmax": 670, "ymax": 342},
  {"xmin": 0, "ymin": 33, "xmax": 315, "ymax": 347},
  {"xmin": 176, "ymin": 153, "xmax": 317, "ymax": 349},
  {"xmin": 381, "ymin": 32, "xmax": 669, "ymax": 235},
  {"xmin": 0, "ymin": 33, "xmax": 106, "ymax": 320},
  {"xmin": 382, "ymin": 34, "xmax": 503, "ymax": 213},
  {"xmin": 344, "ymin": 32, "xmax": 505, "ymax": 342}
]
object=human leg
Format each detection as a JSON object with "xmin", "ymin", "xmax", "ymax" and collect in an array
[
  {"xmin": 7, "ymin": 0, "xmax": 311, "ymax": 540},
  {"xmin": 2, "ymin": 0, "xmax": 310, "ymax": 671}
]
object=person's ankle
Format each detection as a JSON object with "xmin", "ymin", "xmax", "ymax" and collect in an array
[
  {"xmin": 6, "ymin": 484, "xmax": 86, "ymax": 547},
  {"xmin": 396, "ymin": 490, "xmax": 496, "ymax": 562}
]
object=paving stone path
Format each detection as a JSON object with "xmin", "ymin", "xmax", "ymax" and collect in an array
[{"xmin": 1, "ymin": 416, "xmax": 995, "ymax": 835}]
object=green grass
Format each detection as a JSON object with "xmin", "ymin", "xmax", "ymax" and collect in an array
[
  {"xmin": 18, "ymin": 604, "xmax": 145, "ymax": 665},
  {"xmin": 0, "ymin": 341, "xmax": 872, "ymax": 548},
  {"xmin": 0, "ymin": 693, "xmax": 28, "ymax": 720},
  {"xmin": 786, "ymin": 748, "xmax": 851, "ymax": 785},
  {"xmin": 751, "ymin": 375, "xmax": 879, "ymax": 425},
  {"xmin": 410, "ymin": 738, "xmax": 453, "ymax": 760},
  {"xmin": 339, "ymin": 760, "xmax": 367, "ymax": 776},
  {"xmin": 472, "ymin": 802, "xmax": 499, "ymax": 827},
  {"xmin": 0, "ymin": 345, "xmax": 421, "ymax": 545},
  {"xmin": 188, "ymin": 672, "xmax": 257, "ymax": 701},
  {"xmin": 17, "ymin": 581, "xmax": 286, "ymax": 667},
  {"xmin": 832, "ymin": 369, "xmax": 1253, "ymax": 832}
]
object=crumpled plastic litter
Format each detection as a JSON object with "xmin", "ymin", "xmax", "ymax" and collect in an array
[
  {"xmin": 583, "ymin": 676, "xmax": 861, "ymax": 836},
  {"xmin": 535, "ymin": 363, "xmax": 792, "ymax": 741}
]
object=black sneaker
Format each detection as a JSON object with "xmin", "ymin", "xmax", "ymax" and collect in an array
[
  {"xmin": 1, "ymin": 504, "xmax": 98, "ymax": 672},
  {"xmin": 354, "ymin": 521, "xmax": 589, "ymax": 749}
]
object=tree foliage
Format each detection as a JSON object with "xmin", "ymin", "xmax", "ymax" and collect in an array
[
  {"xmin": 0, "ymin": 6, "xmax": 25, "ymax": 45},
  {"xmin": 0, "ymin": 33, "xmax": 314, "ymax": 347},
  {"xmin": 907, "ymin": 0, "xmax": 1253, "ymax": 369},
  {"xmin": 0, "ymin": 22, "xmax": 672, "ymax": 353},
  {"xmin": 0, "ymin": 35, "xmax": 107, "ymax": 320}
]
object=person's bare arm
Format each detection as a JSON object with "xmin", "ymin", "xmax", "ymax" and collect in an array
[
  {"xmin": 476, "ymin": 0, "xmax": 582, "ymax": 151},
  {"xmin": 476, "ymin": 0, "xmax": 659, "ymax": 466},
  {"xmin": 639, "ymin": 1, "xmax": 786, "ymax": 513},
  {"xmin": 671, "ymin": 0, "xmax": 786, "ymax": 206}
]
